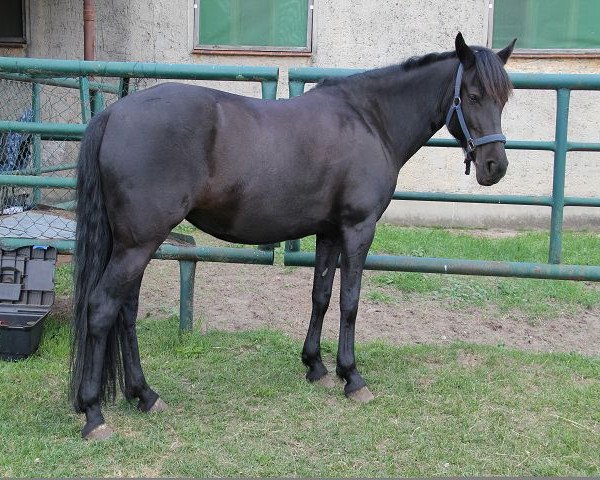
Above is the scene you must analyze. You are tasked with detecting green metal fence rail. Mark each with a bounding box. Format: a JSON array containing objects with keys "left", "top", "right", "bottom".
[
  {"left": 284, "top": 67, "right": 600, "bottom": 279},
  {"left": 0, "top": 72, "right": 121, "bottom": 94},
  {"left": 0, "top": 56, "right": 279, "bottom": 330}
]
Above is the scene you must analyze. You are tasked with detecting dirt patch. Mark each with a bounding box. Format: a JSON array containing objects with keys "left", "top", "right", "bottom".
[
  {"left": 51, "top": 256, "right": 599, "bottom": 357},
  {"left": 457, "top": 351, "right": 484, "bottom": 367},
  {"left": 125, "top": 259, "right": 600, "bottom": 357}
]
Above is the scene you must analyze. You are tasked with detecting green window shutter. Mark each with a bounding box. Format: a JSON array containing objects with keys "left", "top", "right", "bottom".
[
  {"left": 199, "top": 0, "right": 309, "bottom": 49},
  {"left": 492, "top": 0, "right": 600, "bottom": 50}
]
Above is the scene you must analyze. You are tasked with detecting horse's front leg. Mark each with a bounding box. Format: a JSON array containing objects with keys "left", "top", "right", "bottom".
[
  {"left": 302, "top": 233, "right": 341, "bottom": 385},
  {"left": 119, "top": 277, "right": 167, "bottom": 413},
  {"left": 336, "top": 220, "right": 376, "bottom": 402}
]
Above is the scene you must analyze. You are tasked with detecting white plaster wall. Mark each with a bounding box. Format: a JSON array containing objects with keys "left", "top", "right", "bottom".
[{"left": 2, "top": 0, "right": 598, "bottom": 228}]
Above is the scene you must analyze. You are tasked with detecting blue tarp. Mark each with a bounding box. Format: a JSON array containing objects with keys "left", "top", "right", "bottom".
[{"left": 0, "top": 108, "right": 33, "bottom": 172}]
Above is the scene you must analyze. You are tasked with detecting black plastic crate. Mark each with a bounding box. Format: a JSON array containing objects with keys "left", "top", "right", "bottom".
[{"left": 0, "top": 246, "right": 56, "bottom": 361}]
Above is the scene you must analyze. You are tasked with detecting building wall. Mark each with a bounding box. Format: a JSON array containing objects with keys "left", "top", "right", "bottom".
[{"left": 1, "top": 0, "right": 599, "bottom": 229}]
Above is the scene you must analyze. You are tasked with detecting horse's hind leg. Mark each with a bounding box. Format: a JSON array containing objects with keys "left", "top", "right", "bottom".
[
  {"left": 336, "top": 220, "right": 377, "bottom": 402},
  {"left": 119, "top": 277, "right": 166, "bottom": 412},
  {"left": 79, "top": 245, "right": 156, "bottom": 439},
  {"left": 302, "top": 233, "right": 341, "bottom": 385}
]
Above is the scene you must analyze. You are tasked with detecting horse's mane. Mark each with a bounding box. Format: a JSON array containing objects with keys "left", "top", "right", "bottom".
[
  {"left": 316, "top": 47, "right": 512, "bottom": 104},
  {"left": 471, "top": 46, "right": 513, "bottom": 104}
]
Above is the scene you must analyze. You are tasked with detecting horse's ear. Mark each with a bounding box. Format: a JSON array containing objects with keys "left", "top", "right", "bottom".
[
  {"left": 455, "top": 32, "right": 475, "bottom": 68},
  {"left": 497, "top": 38, "right": 517, "bottom": 64}
]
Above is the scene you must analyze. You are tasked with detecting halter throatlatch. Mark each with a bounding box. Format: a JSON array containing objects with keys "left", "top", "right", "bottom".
[{"left": 445, "top": 63, "right": 506, "bottom": 175}]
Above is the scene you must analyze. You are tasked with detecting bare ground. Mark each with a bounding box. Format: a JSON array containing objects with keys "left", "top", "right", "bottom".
[{"left": 130, "top": 259, "right": 600, "bottom": 357}]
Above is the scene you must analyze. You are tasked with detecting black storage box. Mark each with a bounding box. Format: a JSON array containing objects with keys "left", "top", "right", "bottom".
[{"left": 0, "top": 246, "right": 57, "bottom": 361}]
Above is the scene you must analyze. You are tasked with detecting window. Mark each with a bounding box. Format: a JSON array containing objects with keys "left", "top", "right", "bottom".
[
  {"left": 194, "top": 0, "right": 313, "bottom": 54},
  {"left": 0, "top": 0, "right": 26, "bottom": 44},
  {"left": 489, "top": 0, "right": 600, "bottom": 54}
]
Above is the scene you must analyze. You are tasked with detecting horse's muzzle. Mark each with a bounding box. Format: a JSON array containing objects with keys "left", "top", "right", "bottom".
[{"left": 476, "top": 156, "right": 508, "bottom": 186}]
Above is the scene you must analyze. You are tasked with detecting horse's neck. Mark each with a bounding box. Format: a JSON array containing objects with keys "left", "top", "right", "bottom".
[{"left": 360, "top": 58, "right": 457, "bottom": 170}]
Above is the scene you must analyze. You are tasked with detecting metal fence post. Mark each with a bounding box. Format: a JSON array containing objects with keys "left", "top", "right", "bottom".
[
  {"left": 288, "top": 80, "right": 306, "bottom": 98},
  {"left": 261, "top": 80, "right": 277, "bottom": 101},
  {"left": 91, "top": 90, "right": 104, "bottom": 115},
  {"left": 179, "top": 260, "right": 196, "bottom": 331},
  {"left": 548, "top": 88, "right": 570, "bottom": 264},
  {"left": 79, "top": 76, "right": 91, "bottom": 123},
  {"left": 31, "top": 82, "right": 42, "bottom": 206}
]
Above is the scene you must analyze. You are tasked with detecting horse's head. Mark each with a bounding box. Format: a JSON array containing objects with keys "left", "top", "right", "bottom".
[{"left": 446, "top": 33, "right": 516, "bottom": 186}]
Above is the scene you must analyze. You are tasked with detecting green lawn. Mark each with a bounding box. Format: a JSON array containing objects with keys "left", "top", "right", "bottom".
[
  {"left": 1, "top": 317, "right": 599, "bottom": 477},
  {"left": 296, "top": 224, "right": 600, "bottom": 265},
  {"left": 2, "top": 225, "right": 599, "bottom": 476}
]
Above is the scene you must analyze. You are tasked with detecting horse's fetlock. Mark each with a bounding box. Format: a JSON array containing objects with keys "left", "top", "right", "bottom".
[
  {"left": 306, "top": 362, "right": 328, "bottom": 382},
  {"left": 336, "top": 358, "right": 358, "bottom": 380},
  {"left": 137, "top": 389, "right": 159, "bottom": 412},
  {"left": 302, "top": 345, "right": 320, "bottom": 364},
  {"left": 343, "top": 371, "right": 367, "bottom": 395}
]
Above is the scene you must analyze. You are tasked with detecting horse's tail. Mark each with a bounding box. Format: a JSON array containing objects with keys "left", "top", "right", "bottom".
[{"left": 69, "top": 111, "right": 123, "bottom": 412}]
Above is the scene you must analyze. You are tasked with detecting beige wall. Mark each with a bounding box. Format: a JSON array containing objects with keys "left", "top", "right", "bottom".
[{"left": 2, "top": 0, "right": 599, "bottom": 229}]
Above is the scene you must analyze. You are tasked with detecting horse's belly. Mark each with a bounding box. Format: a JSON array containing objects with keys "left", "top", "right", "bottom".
[{"left": 186, "top": 201, "right": 330, "bottom": 245}]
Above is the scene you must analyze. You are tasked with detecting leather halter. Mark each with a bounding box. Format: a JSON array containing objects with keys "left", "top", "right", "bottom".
[{"left": 445, "top": 63, "right": 506, "bottom": 175}]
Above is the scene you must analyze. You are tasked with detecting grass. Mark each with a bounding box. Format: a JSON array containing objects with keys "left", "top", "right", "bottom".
[
  {"left": 6, "top": 225, "right": 597, "bottom": 475},
  {"left": 1, "top": 316, "right": 599, "bottom": 477},
  {"left": 368, "top": 225, "right": 600, "bottom": 265},
  {"left": 300, "top": 224, "right": 600, "bottom": 265},
  {"left": 369, "top": 271, "right": 600, "bottom": 317},
  {"left": 302, "top": 226, "right": 600, "bottom": 318},
  {"left": 55, "top": 262, "right": 73, "bottom": 296},
  {"left": 172, "top": 221, "right": 197, "bottom": 235}
]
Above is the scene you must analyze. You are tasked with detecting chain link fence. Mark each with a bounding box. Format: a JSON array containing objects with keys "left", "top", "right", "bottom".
[{"left": 0, "top": 75, "right": 118, "bottom": 239}]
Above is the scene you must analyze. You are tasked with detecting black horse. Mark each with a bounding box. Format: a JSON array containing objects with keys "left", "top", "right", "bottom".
[{"left": 71, "top": 33, "right": 516, "bottom": 439}]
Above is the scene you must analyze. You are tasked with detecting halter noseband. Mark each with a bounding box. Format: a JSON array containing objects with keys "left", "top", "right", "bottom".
[{"left": 445, "top": 63, "right": 506, "bottom": 175}]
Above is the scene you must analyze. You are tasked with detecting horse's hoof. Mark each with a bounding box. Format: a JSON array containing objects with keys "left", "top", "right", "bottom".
[
  {"left": 316, "top": 373, "right": 336, "bottom": 388},
  {"left": 149, "top": 397, "right": 168, "bottom": 412},
  {"left": 83, "top": 423, "right": 114, "bottom": 441},
  {"left": 346, "top": 386, "right": 375, "bottom": 403}
]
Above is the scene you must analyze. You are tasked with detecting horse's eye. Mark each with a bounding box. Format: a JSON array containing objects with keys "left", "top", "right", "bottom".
[{"left": 468, "top": 94, "right": 479, "bottom": 104}]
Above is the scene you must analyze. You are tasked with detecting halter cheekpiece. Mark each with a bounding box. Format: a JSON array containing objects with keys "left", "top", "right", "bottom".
[{"left": 445, "top": 63, "right": 506, "bottom": 175}]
